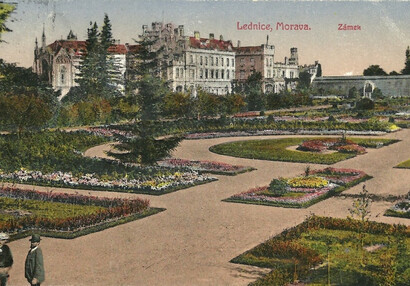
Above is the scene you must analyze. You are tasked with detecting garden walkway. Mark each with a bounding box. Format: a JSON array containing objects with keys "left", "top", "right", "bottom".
[{"left": 7, "top": 129, "right": 410, "bottom": 286}]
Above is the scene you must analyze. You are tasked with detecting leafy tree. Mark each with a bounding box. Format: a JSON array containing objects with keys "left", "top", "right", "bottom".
[
  {"left": 363, "top": 65, "right": 387, "bottom": 76},
  {"left": 0, "top": 2, "right": 15, "bottom": 42},
  {"left": 223, "top": 93, "right": 246, "bottom": 114},
  {"left": 0, "top": 60, "right": 58, "bottom": 135},
  {"left": 245, "top": 72, "right": 265, "bottom": 111},
  {"left": 356, "top": 97, "right": 375, "bottom": 110},
  {"left": 371, "top": 88, "right": 383, "bottom": 100},
  {"left": 298, "top": 71, "right": 311, "bottom": 89},
  {"left": 389, "top": 70, "right": 399, "bottom": 75},
  {"left": 163, "top": 91, "right": 191, "bottom": 118},
  {"left": 401, "top": 46, "right": 410, "bottom": 75}
]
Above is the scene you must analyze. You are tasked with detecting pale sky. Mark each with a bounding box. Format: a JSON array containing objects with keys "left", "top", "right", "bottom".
[{"left": 1, "top": 0, "right": 409, "bottom": 76}]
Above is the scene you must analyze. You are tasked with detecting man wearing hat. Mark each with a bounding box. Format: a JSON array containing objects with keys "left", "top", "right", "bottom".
[
  {"left": 25, "top": 234, "right": 45, "bottom": 286},
  {"left": 0, "top": 233, "right": 13, "bottom": 286}
]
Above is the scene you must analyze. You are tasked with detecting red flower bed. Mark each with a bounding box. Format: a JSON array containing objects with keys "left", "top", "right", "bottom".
[
  {"left": 0, "top": 187, "right": 150, "bottom": 233},
  {"left": 297, "top": 138, "right": 366, "bottom": 154}
]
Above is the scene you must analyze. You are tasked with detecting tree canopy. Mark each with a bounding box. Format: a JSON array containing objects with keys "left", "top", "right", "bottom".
[
  {"left": 401, "top": 46, "right": 410, "bottom": 75},
  {"left": 0, "top": 2, "right": 15, "bottom": 42},
  {"left": 363, "top": 65, "right": 387, "bottom": 76}
]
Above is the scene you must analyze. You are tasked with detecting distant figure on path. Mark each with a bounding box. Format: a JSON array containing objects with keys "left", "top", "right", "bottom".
[
  {"left": 25, "top": 234, "right": 45, "bottom": 286},
  {"left": 0, "top": 233, "right": 13, "bottom": 286}
]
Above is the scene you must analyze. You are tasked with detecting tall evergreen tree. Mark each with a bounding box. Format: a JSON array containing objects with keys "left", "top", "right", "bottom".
[
  {"left": 108, "top": 27, "right": 182, "bottom": 165},
  {"left": 76, "top": 22, "right": 101, "bottom": 98},
  {"left": 76, "top": 15, "right": 122, "bottom": 99},
  {"left": 401, "top": 46, "right": 410, "bottom": 75}
]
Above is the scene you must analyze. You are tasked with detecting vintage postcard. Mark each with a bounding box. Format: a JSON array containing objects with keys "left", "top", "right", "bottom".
[{"left": 0, "top": 0, "right": 409, "bottom": 285}]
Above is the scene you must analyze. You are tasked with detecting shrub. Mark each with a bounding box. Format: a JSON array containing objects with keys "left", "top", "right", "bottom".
[{"left": 268, "top": 178, "right": 289, "bottom": 196}]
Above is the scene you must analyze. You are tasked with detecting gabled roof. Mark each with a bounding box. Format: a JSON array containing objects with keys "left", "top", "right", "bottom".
[
  {"left": 189, "top": 37, "right": 233, "bottom": 52},
  {"left": 46, "top": 40, "right": 129, "bottom": 56}
]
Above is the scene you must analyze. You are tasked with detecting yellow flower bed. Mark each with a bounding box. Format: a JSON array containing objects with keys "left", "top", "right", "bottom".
[{"left": 287, "top": 176, "right": 329, "bottom": 188}]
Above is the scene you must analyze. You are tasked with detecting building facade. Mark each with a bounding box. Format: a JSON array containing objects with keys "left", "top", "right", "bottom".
[
  {"left": 33, "top": 30, "right": 127, "bottom": 99},
  {"left": 234, "top": 40, "right": 300, "bottom": 93}
]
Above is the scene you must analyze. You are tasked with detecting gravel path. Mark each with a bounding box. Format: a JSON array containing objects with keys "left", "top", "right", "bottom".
[{"left": 7, "top": 129, "right": 410, "bottom": 286}]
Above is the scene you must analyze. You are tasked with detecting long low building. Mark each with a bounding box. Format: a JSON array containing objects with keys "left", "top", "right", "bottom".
[{"left": 312, "top": 75, "right": 410, "bottom": 98}]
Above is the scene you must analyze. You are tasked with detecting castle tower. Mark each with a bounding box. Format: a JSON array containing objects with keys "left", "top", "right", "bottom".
[{"left": 289, "top": 47, "right": 298, "bottom": 65}]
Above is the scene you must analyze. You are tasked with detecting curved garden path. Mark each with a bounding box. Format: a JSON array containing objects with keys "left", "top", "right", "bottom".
[{"left": 7, "top": 129, "right": 410, "bottom": 286}]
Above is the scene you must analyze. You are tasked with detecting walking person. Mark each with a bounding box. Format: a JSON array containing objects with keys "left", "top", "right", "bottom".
[
  {"left": 0, "top": 233, "right": 13, "bottom": 286},
  {"left": 25, "top": 234, "right": 45, "bottom": 286}
]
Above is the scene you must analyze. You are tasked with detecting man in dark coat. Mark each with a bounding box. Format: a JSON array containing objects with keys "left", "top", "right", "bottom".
[
  {"left": 25, "top": 234, "right": 45, "bottom": 286},
  {"left": 0, "top": 233, "right": 13, "bottom": 286}
]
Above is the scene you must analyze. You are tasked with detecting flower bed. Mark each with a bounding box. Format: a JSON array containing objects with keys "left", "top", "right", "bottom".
[
  {"left": 0, "top": 168, "right": 217, "bottom": 196},
  {"left": 384, "top": 192, "right": 410, "bottom": 219},
  {"left": 231, "top": 216, "right": 409, "bottom": 286},
  {"left": 0, "top": 187, "right": 163, "bottom": 240},
  {"left": 157, "top": 158, "right": 255, "bottom": 175},
  {"left": 297, "top": 138, "right": 366, "bottom": 154},
  {"left": 224, "top": 168, "right": 370, "bottom": 208}
]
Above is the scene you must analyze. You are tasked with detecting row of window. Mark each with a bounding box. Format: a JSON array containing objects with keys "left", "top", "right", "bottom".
[
  {"left": 190, "top": 54, "right": 235, "bottom": 67},
  {"left": 238, "top": 57, "right": 274, "bottom": 67},
  {"left": 176, "top": 68, "right": 234, "bottom": 80},
  {"left": 238, "top": 70, "right": 296, "bottom": 80}
]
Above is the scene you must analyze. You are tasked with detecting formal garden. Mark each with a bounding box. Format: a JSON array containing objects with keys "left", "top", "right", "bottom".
[
  {"left": 209, "top": 137, "right": 398, "bottom": 164},
  {"left": 224, "top": 167, "right": 371, "bottom": 208},
  {"left": 0, "top": 186, "right": 163, "bottom": 240},
  {"left": 231, "top": 215, "right": 409, "bottom": 286},
  {"left": 0, "top": 130, "right": 257, "bottom": 195}
]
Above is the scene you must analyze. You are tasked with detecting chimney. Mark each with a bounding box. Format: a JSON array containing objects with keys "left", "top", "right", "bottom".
[
  {"left": 266, "top": 35, "right": 269, "bottom": 46},
  {"left": 209, "top": 33, "right": 214, "bottom": 40},
  {"left": 142, "top": 25, "right": 148, "bottom": 34},
  {"left": 219, "top": 35, "right": 223, "bottom": 41},
  {"left": 237, "top": 40, "right": 241, "bottom": 48},
  {"left": 194, "top": 31, "right": 200, "bottom": 40}
]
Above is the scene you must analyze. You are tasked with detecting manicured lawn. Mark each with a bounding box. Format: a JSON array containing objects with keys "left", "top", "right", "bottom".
[
  {"left": 210, "top": 137, "right": 398, "bottom": 164},
  {"left": 232, "top": 216, "right": 409, "bottom": 286},
  {"left": 395, "top": 159, "right": 410, "bottom": 169},
  {"left": 0, "top": 187, "right": 163, "bottom": 240}
]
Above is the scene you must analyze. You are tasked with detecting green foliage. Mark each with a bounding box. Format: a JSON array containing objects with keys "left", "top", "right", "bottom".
[
  {"left": 268, "top": 178, "right": 289, "bottom": 196},
  {"left": 76, "top": 15, "right": 121, "bottom": 99},
  {"left": 109, "top": 121, "right": 183, "bottom": 165},
  {"left": 0, "top": 2, "right": 15, "bottom": 41},
  {"left": 245, "top": 72, "right": 265, "bottom": 111},
  {"left": 298, "top": 71, "right": 311, "bottom": 89},
  {"left": 0, "top": 60, "right": 58, "bottom": 134},
  {"left": 401, "top": 46, "right": 410, "bottom": 75},
  {"left": 163, "top": 92, "right": 192, "bottom": 118},
  {"left": 363, "top": 65, "right": 387, "bottom": 76},
  {"left": 356, "top": 98, "right": 375, "bottom": 110},
  {"left": 232, "top": 216, "right": 410, "bottom": 285},
  {"left": 0, "top": 130, "right": 107, "bottom": 173}
]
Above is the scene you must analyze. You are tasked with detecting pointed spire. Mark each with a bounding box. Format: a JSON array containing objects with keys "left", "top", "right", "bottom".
[{"left": 42, "top": 23, "right": 46, "bottom": 49}]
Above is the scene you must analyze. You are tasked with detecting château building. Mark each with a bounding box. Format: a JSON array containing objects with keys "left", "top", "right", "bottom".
[
  {"left": 234, "top": 39, "right": 301, "bottom": 93},
  {"left": 33, "top": 29, "right": 127, "bottom": 99}
]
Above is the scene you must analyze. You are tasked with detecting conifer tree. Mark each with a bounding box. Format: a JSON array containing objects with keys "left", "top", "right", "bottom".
[
  {"left": 108, "top": 27, "right": 182, "bottom": 165},
  {"left": 401, "top": 46, "right": 410, "bottom": 75}
]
